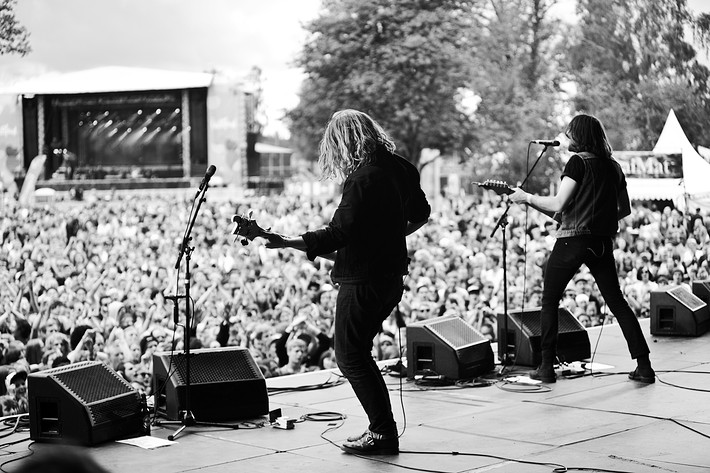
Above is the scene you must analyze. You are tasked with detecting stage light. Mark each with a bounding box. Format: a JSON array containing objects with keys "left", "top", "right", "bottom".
[{"left": 141, "top": 127, "right": 161, "bottom": 143}]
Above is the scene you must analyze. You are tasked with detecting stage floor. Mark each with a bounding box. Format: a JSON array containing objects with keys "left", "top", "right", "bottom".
[{"left": 2, "top": 319, "right": 709, "bottom": 473}]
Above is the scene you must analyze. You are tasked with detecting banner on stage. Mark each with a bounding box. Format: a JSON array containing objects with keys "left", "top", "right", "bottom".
[{"left": 615, "top": 151, "right": 682, "bottom": 179}]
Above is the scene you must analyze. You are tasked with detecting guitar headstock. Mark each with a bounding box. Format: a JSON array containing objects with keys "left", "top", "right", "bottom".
[
  {"left": 476, "top": 179, "right": 514, "bottom": 196},
  {"left": 231, "top": 211, "right": 269, "bottom": 245}
]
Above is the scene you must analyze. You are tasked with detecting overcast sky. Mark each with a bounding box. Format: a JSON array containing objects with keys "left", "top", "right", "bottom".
[
  {"left": 1, "top": 0, "right": 708, "bottom": 137},
  {"left": 0, "top": 0, "right": 322, "bottom": 136}
]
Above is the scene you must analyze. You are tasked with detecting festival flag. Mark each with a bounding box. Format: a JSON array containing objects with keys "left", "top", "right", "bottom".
[{"left": 18, "top": 154, "right": 47, "bottom": 206}]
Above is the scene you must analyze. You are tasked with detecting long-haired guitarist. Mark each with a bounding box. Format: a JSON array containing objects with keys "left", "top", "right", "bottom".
[
  {"left": 508, "top": 113, "right": 654, "bottom": 384},
  {"left": 262, "top": 109, "right": 430, "bottom": 455}
]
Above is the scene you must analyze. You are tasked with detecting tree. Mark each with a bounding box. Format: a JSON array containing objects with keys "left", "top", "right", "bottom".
[
  {"left": 465, "top": 0, "right": 567, "bottom": 192},
  {"left": 567, "top": 0, "right": 710, "bottom": 150},
  {"left": 0, "top": 0, "right": 31, "bottom": 56},
  {"left": 287, "top": 0, "right": 478, "bottom": 168}
]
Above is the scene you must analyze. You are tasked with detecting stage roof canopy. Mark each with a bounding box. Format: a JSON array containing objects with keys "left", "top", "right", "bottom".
[
  {"left": 255, "top": 143, "right": 293, "bottom": 154},
  {"left": 0, "top": 66, "right": 214, "bottom": 95}
]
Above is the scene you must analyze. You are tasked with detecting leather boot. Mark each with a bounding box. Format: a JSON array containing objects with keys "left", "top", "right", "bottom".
[
  {"left": 529, "top": 350, "right": 556, "bottom": 383},
  {"left": 628, "top": 354, "right": 655, "bottom": 383},
  {"left": 342, "top": 430, "right": 399, "bottom": 455}
]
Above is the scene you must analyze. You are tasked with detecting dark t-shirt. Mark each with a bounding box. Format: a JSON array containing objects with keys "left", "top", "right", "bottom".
[{"left": 561, "top": 154, "right": 585, "bottom": 183}]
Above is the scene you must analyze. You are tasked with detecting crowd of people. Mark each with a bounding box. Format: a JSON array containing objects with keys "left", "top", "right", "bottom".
[{"left": 0, "top": 186, "right": 707, "bottom": 415}]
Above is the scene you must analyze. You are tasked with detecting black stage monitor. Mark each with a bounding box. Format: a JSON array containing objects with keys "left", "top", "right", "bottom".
[
  {"left": 153, "top": 346, "right": 269, "bottom": 421},
  {"left": 498, "top": 307, "right": 591, "bottom": 367},
  {"left": 650, "top": 286, "right": 710, "bottom": 336},
  {"left": 692, "top": 280, "right": 710, "bottom": 307},
  {"left": 407, "top": 315, "right": 494, "bottom": 380},
  {"left": 29, "top": 361, "right": 143, "bottom": 446}
]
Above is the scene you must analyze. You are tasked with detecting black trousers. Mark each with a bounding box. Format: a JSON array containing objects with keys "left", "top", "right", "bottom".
[
  {"left": 334, "top": 275, "right": 403, "bottom": 437},
  {"left": 540, "top": 236, "right": 650, "bottom": 360}
]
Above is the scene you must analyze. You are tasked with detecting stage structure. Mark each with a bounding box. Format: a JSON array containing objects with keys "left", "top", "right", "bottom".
[{"left": 0, "top": 67, "right": 290, "bottom": 192}]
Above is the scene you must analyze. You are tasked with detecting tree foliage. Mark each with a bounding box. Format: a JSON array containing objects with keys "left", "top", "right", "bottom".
[
  {"left": 567, "top": 0, "right": 710, "bottom": 150},
  {"left": 0, "top": 0, "right": 31, "bottom": 56},
  {"left": 287, "top": 0, "right": 478, "bottom": 167},
  {"left": 466, "top": 0, "right": 566, "bottom": 192},
  {"left": 286, "top": 0, "right": 710, "bottom": 193}
]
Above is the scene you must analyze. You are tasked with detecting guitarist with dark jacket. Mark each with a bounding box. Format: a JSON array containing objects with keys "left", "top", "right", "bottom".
[{"left": 262, "top": 109, "right": 430, "bottom": 455}]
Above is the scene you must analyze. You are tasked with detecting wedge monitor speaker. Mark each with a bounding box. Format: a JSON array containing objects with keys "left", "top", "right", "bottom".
[
  {"left": 152, "top": 346, "right": 268, "bottom": 421},
  {"left": 406, "top": 315, "right": 495, "bottom": 380},
  {"left": 497, "top": 307, "right": 591, "bottom": 366},
  {"left": 650, "top": 286, "right": 710, "bottom": 336},
  {"left": 692, "top": 280, "right": 710, "bottom": 307},
  {"left": 28, "top": 361, "right": 143, "bottom": 445}
]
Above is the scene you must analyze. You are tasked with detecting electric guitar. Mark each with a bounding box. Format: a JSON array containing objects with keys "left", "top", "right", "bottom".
[
  {"left": 231, "top": 211, "right": 337, "bottom": 261},
  {"left": 474, "top": 179, "right": 514, "bottom": 196},
  {"left": 231, "top": 211, "right": 272, "bottom": 246}
]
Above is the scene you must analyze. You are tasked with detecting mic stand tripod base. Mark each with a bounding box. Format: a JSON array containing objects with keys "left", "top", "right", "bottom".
[{"left": 156, "top": 410, "right": 242, "bottom": 441}]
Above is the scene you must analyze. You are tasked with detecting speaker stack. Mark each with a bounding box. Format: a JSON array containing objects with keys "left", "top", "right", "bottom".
[
  {"left": 406, "top": 314, "right": 495, "bottom": 380},
  {"left": 152, "top": 346, "right": 269, "bottom": 421},
  {"left": 650, "top": 285, "right": 710, "bottom": 336},
  {"left": 497, "top": 307, "right": 591, "bottom": 367},
  {"left": 28, "top": 361, "right": 143, "bottom": 445}
]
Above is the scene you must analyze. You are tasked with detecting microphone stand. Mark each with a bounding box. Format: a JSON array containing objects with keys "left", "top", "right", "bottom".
[
  {"left": 489, "top": 143, "right": 553, "bottom": 368},
  {"left": 156, "top": 181, "right": 239, "bottom": 440}
]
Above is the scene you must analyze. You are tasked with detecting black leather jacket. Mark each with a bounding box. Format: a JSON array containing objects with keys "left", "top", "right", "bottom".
[{"left": 302, "top": 147, "right": 430, "bottom": 284}]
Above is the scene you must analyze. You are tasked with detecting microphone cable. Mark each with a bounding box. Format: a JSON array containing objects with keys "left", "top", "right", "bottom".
[{"left": 499, "top": 141, "right": 534, "bottom": 379}]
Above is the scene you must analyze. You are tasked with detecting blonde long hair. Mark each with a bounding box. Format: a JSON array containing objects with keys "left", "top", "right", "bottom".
[{"left": 318, "top": 109, "right": 396, "bottom": 181}]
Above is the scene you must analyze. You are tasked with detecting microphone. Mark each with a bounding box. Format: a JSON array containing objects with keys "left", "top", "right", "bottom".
[
  {"left": 531, "top": 140, "right": 560, "bottom": 147},
  {"left": 198, "top": 165, "right": 217, "bottom": 192}
]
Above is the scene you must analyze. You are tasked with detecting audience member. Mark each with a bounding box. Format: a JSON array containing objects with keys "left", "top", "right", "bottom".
[{"left": 0, "top": 188, "right": 707, "bottom": 415}]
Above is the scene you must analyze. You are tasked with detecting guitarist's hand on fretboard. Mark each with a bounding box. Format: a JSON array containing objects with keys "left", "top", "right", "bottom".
[
  {"left": 507, "top": 187, "right": 530, "bottom": 205},
  {"left": 231, "top": 213, "right": 272, "bottom": 245},
  {"left": 231, "top": 212, "right": 336, "bottom": 261}
]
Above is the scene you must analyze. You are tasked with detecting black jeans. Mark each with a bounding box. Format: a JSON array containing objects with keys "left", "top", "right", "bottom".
[
  {"left": 334, "top": 275, "right": 403, "bottom": 437},
  {"left": 541, "top": 236, "right": 650, "bottom": 360}
]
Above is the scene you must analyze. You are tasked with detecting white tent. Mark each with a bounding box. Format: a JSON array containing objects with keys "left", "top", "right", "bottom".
[{"left": 652, "top": 109, "right": 710, "bottom": 211}]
